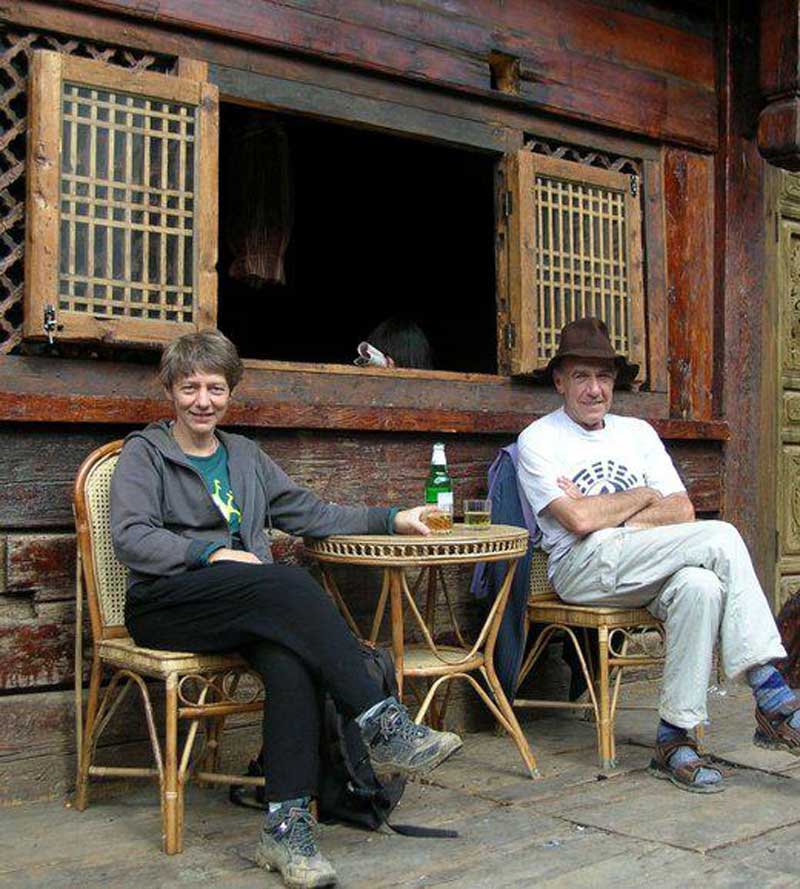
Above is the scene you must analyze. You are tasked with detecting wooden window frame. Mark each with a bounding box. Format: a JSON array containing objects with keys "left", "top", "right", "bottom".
[
  {"left": 24, "top": 50, "right": 218, "bottom": 346},
  {"left": 505, "top": 150, "right": 646, "bottom": 382}
]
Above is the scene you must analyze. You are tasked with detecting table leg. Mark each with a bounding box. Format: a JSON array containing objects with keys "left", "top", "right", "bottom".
[
  {"left": 319, "top": 566, "right": 362, "bottom": 638},
  {"left": 483, "top": 561, "right": 539, "bottom": 778},
  {"left": 388, "top": 568, "right": 405, "bottom": 700},
  {"left": 369, "top": 570, "right": 391, "bottom": 643}
]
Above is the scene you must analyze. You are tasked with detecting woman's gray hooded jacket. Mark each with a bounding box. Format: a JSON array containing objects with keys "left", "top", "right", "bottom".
[{"left": 110, "top": 420, "right": 393, "bottom": 590}]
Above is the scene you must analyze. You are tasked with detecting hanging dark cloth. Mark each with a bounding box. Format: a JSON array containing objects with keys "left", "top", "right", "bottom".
[
  {"left": 470, "top": 443, "right": 594, "bottom": 701},
  {"left": 224, "top": 113, "right": 293, "bottom": 287}
]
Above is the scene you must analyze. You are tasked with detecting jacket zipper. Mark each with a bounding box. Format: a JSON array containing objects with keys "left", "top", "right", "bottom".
[{"left": 163, "top": 449, "right": 234, "bottom": 549}]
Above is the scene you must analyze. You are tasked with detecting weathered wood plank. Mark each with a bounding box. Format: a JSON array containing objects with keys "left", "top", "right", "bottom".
[
  {"left": 419, "top": 0, "right": 715, "bottom": 85},
  {"left": 759, "top": 0, "right": 799, "bottom": 100},
  {"left": 668, "top": 440, "right": 723, "bottom": 515},
  {"left": 0, "top": 418, "right": 726, "bottom": 534},
  {"left": 717, "top": 1, "right": 777, "bottom": 588},
  {"left": 665, "top": 148, "right": 715, "bottom": 420},
  {"left": 65, "top": 0, "right": 491, "bottom": 93},
  {"left": 0, "top": 0, "right": 660, "bottom": 165},
  {"left": 211, "top": 64, "right": 510, "bottom": 154},
  {"left": 0, "top": 601, "right": 78, "bottom": 689},
  {"left": 6, "top": 534, "right": 76, "bottom": 601},
  {"left": 0, "top": 355, "right": 730, "bottom": 437},
  {"left": 0, "top": 425, "right": 131, "bottom": 527},
  {"left": 517, "top": 46, "right": 715, "bottom": 150},
  {"left": 642, "top": 156, "right": 669, "bottom": 395},
  {"left": 29, "top": 0, "right": 716, "bottom": 148}
]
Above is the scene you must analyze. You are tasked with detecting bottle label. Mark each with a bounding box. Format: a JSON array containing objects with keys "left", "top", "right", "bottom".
[{"left": 437, "top": 491, "right": 453, "bottom": 510}]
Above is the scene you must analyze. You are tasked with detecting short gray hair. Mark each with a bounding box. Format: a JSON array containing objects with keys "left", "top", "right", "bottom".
[{"left": 159, "top": 330, "right": 244, "bottom": 391}]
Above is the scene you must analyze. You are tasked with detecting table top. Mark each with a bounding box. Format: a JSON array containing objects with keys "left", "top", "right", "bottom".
[{"left": 305, "top": 523, "right": 529, "bottom": 567}]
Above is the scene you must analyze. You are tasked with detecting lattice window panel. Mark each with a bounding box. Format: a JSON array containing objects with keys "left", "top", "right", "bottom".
[
  {"left": 59, "top": 83, "right": 196, "bottom": 323},
  {"left": 0, "top": 27, "right": 174, "bottom": 353},
  {"left": 534, "top": 169, "right": 633, "bottom": 360},
  {"left": 25, "top": 50, "right": 218, "bottom": 346},
  {"left": 506, "top": 149, "right": 645, "bottom": 380}
]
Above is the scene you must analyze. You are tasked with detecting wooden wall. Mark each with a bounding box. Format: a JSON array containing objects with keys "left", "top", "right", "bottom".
[{"left": 0, "top": 0, "right": 773, "bottom": 803}]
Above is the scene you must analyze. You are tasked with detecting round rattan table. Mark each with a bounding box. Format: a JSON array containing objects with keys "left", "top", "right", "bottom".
[{"left": 306, "top": 524, "right": 538, "bottom": 778}]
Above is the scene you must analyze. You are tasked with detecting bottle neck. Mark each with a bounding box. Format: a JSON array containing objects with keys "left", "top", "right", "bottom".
[{"left": 431, "top": 445, "right": 447, "bottom": 466}]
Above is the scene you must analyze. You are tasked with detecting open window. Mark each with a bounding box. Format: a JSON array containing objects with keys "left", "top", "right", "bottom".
[
  {"left": 216, "top": 108, "right": 498, "bottom": 374},
  {"left": 22, "top": 50, "right": 649, "bottom": 384},
  {"left": 503, "top": 150, "right": 645, "bottom": 381},
  {"left": 23, "top": 50, "right": 218, "bottom": 345}
]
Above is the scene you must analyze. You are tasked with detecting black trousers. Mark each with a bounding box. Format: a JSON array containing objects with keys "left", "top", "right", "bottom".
[{"left": 126, "top": 562, "right": 383, "bottom": 801}]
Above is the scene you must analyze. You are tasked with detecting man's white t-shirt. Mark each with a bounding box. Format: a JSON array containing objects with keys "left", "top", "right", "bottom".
[{"left": 517, "top": 407, "right": 686, "bottom": 573}]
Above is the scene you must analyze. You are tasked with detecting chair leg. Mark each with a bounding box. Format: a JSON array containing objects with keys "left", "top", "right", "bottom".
[
  {"left": 597, "top": 626, "right": 614, "bottom": 770},
  {"left": 75, "top": 654, "right": 103, "bottom": 811},
  {"left": 163, "top": 674, "right": 182, "bottom": 854},
  {"left": 199, "top": 715, "right": 225, "bottom": 778}
]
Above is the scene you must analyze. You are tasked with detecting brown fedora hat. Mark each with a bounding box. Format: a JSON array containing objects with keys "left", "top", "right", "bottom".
[{"left": 535, "top": 317, "right": 639, "bottom": 386}]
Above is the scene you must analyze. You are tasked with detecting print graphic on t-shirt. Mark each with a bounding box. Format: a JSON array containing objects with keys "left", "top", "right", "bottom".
[
  {"left": 211, "top": 478, "right": 242, "bottom": 525},
  {"left": 572, "top": 459, "right": 642, "bottom": 496}
]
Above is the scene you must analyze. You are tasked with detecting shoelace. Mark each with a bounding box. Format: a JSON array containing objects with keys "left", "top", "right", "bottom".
[
  {"left": 379, "top": 704, "right": 429, "bottom": 742},
  {"left": 275, "top": 807, "right": 318, "bottom": 858}
]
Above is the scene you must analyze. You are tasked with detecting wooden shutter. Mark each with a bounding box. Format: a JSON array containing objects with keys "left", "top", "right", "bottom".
[
  {"left": 506, "top": 150, "right": 645, "bottom": 380},
  {"left": 24, "top": 50, "right": 218, "bottom": 346}
]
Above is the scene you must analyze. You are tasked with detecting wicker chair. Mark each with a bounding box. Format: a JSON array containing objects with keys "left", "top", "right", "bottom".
[
  {"left": 514, "top": 549, "right": 666, "bottom": 769},
  {"left": 73, "top": 440, "right": 265, "bottom": 854}
]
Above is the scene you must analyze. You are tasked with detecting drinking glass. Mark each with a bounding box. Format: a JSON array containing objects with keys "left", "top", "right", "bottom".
[
  {"left": 463, "top": 498, "right": 492, "bottom": 529},
  {"left": 422, "top": 504, "right": 454, "bottom": 534}
]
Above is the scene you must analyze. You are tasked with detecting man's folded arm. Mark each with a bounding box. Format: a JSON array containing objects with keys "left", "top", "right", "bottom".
[
  {"left": 624, "top": 492, "right": 695, "bottom": 529},
  {"left": 546, "top": 486, "right": 662, "bottom": 537}
]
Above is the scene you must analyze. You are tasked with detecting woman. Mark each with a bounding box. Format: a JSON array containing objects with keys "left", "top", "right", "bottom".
[{"left": 110, "top": 330, "right": 461, "bottom": 889}]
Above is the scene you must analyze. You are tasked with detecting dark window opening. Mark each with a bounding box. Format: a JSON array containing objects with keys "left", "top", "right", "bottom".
[{"left": 218, "top": 105, "right": 497, "bottom": 374}]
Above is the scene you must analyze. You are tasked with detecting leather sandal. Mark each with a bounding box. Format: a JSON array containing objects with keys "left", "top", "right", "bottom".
[
  {"left": 754, "top": 703, "right": 800, "bottom": 755},
  {"left": 647, "top": 736, "right": 724, "bottom": 794}
]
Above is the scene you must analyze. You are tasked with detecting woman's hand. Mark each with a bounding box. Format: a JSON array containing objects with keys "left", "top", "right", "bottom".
[
  {"left": 208, "top": 548, "right": 263, "bottom": 564},
  {"left": 393, "top": 505, "right": 437, "bottom": 536}
]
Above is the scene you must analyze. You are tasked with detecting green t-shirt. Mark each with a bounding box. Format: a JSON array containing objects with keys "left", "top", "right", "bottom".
[{"left": 187, "top": 443, "right": 242, "bottom": 535}]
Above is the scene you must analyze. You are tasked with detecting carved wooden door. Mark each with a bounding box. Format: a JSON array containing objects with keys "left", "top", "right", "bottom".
[{"left": 776, "top": 202, "right": 800, "bottom": 609}]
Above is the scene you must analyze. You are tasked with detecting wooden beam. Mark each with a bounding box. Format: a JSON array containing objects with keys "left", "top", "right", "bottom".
[
  {"left": 758, "top": 0, "right": 800, "bottom": 169},
  {"left": 719, "top": 0, "right": 777, "bottom": 587},
  {"left": 210, "top": 64, "right": 509, "bottom": 153},
  {"left": 0, "top": 355, "right": 727, "bottom": 438},
  {"left": 6, "top": 0, "right": 717, "bottom": 150},
  {"left": 664, "top": 148, "right": 716, "bottom": 420}
]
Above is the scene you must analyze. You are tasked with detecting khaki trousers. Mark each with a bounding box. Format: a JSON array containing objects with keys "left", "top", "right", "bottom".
[{"left": 551, "top": 520, "right": 786, "bottom": 729}]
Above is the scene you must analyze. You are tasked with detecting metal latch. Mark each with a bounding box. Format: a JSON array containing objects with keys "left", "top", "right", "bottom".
[
  {"left": 44, "top": 304, "right": 62, "bottom": 345},
  {"left": 630, "top": 175, "right": 639, "bottom": 198}
]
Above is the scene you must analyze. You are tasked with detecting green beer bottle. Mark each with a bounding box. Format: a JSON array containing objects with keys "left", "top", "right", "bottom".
[{"left": 425, "top": 443, "right": 453, "bottom": 530}]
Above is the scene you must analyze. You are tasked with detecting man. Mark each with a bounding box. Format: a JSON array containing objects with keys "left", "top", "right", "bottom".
[{"left": 517, "top": 317, "right": 797, "bottom": 793}]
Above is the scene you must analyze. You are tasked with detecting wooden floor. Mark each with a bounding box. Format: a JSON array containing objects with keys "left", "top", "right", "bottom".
[{"left": 4, "top": 680, "right": 800, "bottom": 888}]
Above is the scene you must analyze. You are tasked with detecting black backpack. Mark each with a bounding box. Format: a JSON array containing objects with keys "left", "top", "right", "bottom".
[{"left": 230, "top": 640, "right": 456, "bottom": 838}]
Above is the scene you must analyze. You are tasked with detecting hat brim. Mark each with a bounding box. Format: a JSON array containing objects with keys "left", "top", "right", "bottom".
[{"left": 532, "top": 352, "right": 639, "bottom": 388}]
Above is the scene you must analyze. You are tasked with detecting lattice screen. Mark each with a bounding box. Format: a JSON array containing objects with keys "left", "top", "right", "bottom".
[
  {"left": 60, "top": 83, "right": 195, "bottom": 322},
  {"left": 505, "top": 145, "right": 645, "bottom": 378},
  {"left": 533, "top": 171, "right": 632, "bottom": 361},
  {"left": 526, "top": 136, "right": 641, "bottom": 177},
  {"left": 0, "top": 27, "right": 173, "bottom": 352}
]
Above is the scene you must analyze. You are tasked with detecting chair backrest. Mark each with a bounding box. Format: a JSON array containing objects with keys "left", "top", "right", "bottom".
[
  {"left": 529, "top": 548, "right": 558, "bottom": 601},
  {"left": 74, "top": 440, "right": 128, "bottom": 640}
]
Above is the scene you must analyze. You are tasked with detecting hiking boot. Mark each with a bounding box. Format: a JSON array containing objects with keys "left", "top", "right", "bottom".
[
  {"left": 359, "top": 697, "right": 462, "bottom": 779},
  {"left": 254, "top": 805, "right": 336, "bottom": 889}
]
